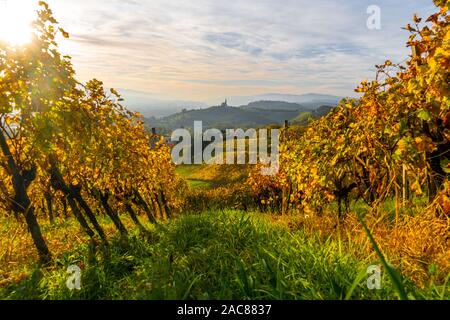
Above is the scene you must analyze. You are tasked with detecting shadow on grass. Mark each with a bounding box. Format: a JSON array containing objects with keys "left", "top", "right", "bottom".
[{"left": 0, "top": 210, "right": 446, "bottom": 300}]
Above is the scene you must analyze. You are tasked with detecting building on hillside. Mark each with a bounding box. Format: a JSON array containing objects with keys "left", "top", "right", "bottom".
[{"left": 220, "top": 99, "right": 228, "bottom": 108}]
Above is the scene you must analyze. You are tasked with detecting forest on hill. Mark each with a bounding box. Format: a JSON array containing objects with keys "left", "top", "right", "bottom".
[{"left": 146, "top": 100, "right": 333, "bottom": 132}]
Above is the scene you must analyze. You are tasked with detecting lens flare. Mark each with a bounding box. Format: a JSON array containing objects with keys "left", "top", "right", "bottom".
[{"left": 0, "top": 0, "right": 37, "bottom": 45}]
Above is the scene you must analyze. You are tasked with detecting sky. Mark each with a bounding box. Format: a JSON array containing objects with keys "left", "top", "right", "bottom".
[{"left": 2, "top": 0, "right": 438, "bottom": 104}]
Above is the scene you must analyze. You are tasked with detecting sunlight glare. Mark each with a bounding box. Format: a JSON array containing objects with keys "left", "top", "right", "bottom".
[{"left": 0, "top": 0, "right": 37, "bottom": 45}]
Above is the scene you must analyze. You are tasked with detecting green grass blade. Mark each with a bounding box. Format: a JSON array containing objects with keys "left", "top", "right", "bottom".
[{"left": 357, "top": 213, "right": 408, "bottom": 300}]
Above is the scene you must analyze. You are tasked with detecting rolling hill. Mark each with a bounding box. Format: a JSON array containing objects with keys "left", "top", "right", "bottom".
[
  {"left": 225, "top": 93, "right": 342, "bottom": 106},
  {"left": 118, "top": 90, "right": 343, "bottom": 120},
  {"left": 146, "top": 100, "right": 335, "bottom": 131}
]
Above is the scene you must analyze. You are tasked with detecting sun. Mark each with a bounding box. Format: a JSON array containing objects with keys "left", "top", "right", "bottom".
[{"left": 0, "top": 0, "right": 37, "bottom": 45}]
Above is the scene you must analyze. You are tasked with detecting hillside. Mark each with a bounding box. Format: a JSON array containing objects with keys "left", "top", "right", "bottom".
[
  {"left": 146, "top": 100, "right": 334, "bottom": 130},
  {"left": 119, "top": 92, "right": 343, "bottom": 119},
  {"left": 225, "top": 93, "right": 343, "bottom": 106},
  {"left": 241, "top": 100, "right": 310, "bottom": 111},
  {"left": 2, "top": 210, "right": 446, "bottom": 300}
]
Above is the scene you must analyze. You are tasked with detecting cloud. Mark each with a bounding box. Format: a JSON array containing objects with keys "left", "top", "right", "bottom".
[
  {"left": 41, "top": 0, "right": 436, "bottom": 104},
  {"left": 204, "top": 32, "right": 264, "bottom": 56}
]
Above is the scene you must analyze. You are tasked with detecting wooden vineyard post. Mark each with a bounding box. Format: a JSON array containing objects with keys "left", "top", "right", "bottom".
[
  {"left": 402, "top": 164, "right": 407, "bottom": 207},
  {"left": 395, "top": 186, "right": 399, "bottom": 226},
  {"left": 281, "top": 120, "right": 290, "bottom": 215},
  {"left": 150, "top": 127, "right": 158, "bottom": 148}
]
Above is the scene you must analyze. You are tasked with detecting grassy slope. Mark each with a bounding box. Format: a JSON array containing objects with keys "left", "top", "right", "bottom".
[
  {"left": 1, "top": 165, "right": 448, "bottom": 299},
  {"left": 176, "top": 164, "right": 250, "bottom": 190},
  {"left": 0, "top": 210, "right": 447, "bottom": 300}
]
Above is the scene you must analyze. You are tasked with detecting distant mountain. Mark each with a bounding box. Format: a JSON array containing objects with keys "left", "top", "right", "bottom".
[
  {"left": 146, "top": 100, "right": 335, "bottom": 132},
  {"left": 240, "top": 100, "right": 308, "bottom": 111},
  {"left": 114, "top": 89, "right": 343, "bottom": 118},
  {"left": 117, "top": 89, "right": 208, "bottom": 118},
  {"left": 225, "top": 93, "right": 343, "bottom": 107}
]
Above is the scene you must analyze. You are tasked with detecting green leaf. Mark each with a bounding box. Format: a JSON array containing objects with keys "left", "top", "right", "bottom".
[
  {"left": 441, "top": 159, "right": 450, "bottom": 174},
  {"left": 417, "top": 109, "right": 431, "bottom": 121}
]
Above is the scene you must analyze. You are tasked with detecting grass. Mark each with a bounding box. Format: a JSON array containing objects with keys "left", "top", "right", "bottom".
[
  {"left": 0, "top": 210, "right": 447, "bottom": 300},
  {"left": 176, "top": 165, "right": 215, "bottom": 189},
  {"left": 176, "top": 164, "right": 251, "bottom": 189},
  {"left": 357, "top": 213, "right": 407, "bottom": 300},
  {"left": 186, "top": 179, "right": 213, "bottom": 189},
  {"left": 0, "top": 214, "right": 139, "bottom": 287}
]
